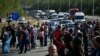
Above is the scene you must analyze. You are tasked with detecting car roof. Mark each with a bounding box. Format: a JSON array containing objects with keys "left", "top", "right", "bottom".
[
  {"left": 18, "top": 20, "right": 28, "bottom": 24},
  {"left": 61, "top": 20, "right": 74, "bottom": 22},
  {"left": 75, "top": 12, "right": 85, "bottom": 16}
]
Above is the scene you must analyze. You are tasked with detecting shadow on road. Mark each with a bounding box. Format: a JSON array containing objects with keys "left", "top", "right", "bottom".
[{"left": 0, "top": 47, "right": 19, "bottom": 56}]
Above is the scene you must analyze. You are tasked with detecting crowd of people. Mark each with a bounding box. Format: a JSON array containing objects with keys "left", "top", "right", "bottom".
[
  {"left": 51, "top": 19, "right": 100, "bottom": 56},
  {"left": 0, "top": 19, "right": 100, "bottom": 56}
]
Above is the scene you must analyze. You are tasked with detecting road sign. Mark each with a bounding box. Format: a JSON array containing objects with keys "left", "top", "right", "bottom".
[{"left": 11, "top": 12, "right": 20, "bottom": 20}]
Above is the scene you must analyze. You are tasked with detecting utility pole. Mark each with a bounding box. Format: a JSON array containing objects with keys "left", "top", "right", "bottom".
[
  {"left": 93, "top": 0, "right": 94, "bottom": 19},
  {"left": 38, "top": 0, "right": 40, "bottom": 10},
  {"left": 23, "top": 0, "right": 25, "bottom": 9},
  {"left": 48, "top": 0, "right": 49, "bottom": 10},
  {"left": 81, "top": 0, "right": 82, "bottom": 12},
  {"left": 69, "top": 0, "right": 70, "bottom": 12},
  {"left": 59, "top": 0, "right": 61, "bottom": 12}
]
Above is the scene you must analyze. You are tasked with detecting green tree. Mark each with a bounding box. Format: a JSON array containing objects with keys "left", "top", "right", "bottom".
[{"left": 0, "top": 0, "right": 26, "bottom": 18}]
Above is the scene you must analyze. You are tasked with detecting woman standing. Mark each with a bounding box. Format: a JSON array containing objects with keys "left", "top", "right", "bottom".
[
  {"left": 38, "top": 29, "right": 44, "bottom": 47},
  {"left": 2, "top": 28, "right": 12, "bottom": 54},
  {"left": 1, "top": 25, "right": 6, "bottom": 52}
]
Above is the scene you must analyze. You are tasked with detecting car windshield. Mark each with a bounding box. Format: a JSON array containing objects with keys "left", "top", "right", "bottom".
[
  {"left": 60, "top": 20, "right": 72, "bottom": 24},
  {"left": 75, "top": 16, "right": 84, "bottom": 20},
  {"left": 51, "top": 19, "right": 58, "bottom": 22},
  {"left": 52, "top": 15, "right": 57, "bottom": 18},
  {"left": 52, "top": 15, "right": 57, "bottom": 17},
  {"left": 42, "top": 16, "right": 48, "bottom": 19},
  {"left": 51, "top": 21, "right": 59, "bottom": 25},
  {"left": 58, "top": 16, "right": 64, "bottom": 18},
  {"left": 76, "top": 21, "right": 83, "bottom": 24},
  {"left": 68, "top": 24, "right": 74, "bottom": 28}
]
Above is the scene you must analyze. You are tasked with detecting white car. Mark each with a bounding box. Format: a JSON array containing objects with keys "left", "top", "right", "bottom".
[
  {"left": 60, "top": 20, "right": 74, "bottom": 27},
  {"left": 50, "top": 19, "right": 59, "bottom": 22},
  {"left": 75, "top": 20, "right": 84, "bottom": 24},
  {"left": 18, "top": 20, "right": 28, "bottom": 26},
  {"left": 42, "top": 19, "right": 50, "bottom": 23}
]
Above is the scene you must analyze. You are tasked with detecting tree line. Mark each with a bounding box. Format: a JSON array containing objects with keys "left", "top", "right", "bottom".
[
  {"left": 0, "top": 0, "right": 26, "bottom": 18},
  {"left": 25, "top": 0, "right": 100, "bottom": 15},
  {"left": 0, "top": 0, "right": 100, "bottom": 18}
]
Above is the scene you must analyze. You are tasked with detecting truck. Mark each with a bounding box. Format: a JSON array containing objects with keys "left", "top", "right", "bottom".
[{"left": 69, "top": 8, "right": 79, "bottom": 21}]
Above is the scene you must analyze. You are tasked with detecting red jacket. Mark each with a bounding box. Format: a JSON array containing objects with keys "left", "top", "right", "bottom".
[{"left": 53, "top": 29, "right": 64, "bottom": 50}]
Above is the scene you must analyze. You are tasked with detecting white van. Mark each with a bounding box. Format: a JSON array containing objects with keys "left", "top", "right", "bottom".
[
  {"left": 58, "top": 13, "right": 64, "bottom": 20},
  {"left": 75, "top": 12, "right": 85, "bottom": 23},
  {"left": 51, "top": 13, "right": 58, "bottom": 19},
  {"left": 46, "top": 10, "right": 55, "bottom": 15},
  {"left": 45, "top": 10, "right": 56, "bottom": 19}
]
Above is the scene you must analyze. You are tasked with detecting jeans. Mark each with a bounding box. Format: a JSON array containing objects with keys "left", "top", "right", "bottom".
[{"left": 19, "top": 39, "right": 28, "bottom": 53}]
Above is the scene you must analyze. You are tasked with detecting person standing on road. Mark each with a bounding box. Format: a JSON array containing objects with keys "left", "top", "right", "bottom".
[
  {"left": 16, "top": 26, "right": 22, "bottom": 49},
  {"left": 30, "top": 27, "right": 36, "bottom": 49},
  {"left": 1, "top": 25, "right": 6, "bottom": 50},
  {"left": 53, "top": 25, "right": 65, "bottom": 56},
  {"left": 81, "top": 22, "right": 88, "bottom": 56},
  {"left": 44, "top": 25, "right": 48, "bottom": 46},
  {"left": 5, "top": 23, "right": 13, "bottom": 47},
  {"left": 48, "top": 25, "right": 53, "bottom": 44},
  {"left": 10, "top": 24, "right": 16, "bottom": 47},
  {"left": 94, "top": 21, "right": 100, "bottom": 32},
  {"left": 33, "top": 25, "right": 38, "bottom": 45},
  {"left": 62, "top": 28, "right": 73, "bottom": 56},
  {"left": 72, "top": 31, "right": 84, "bottom": 56},
  {"left": 2, "top": 28, "right": 12, "bottom": 54},
  {"left": 38, "top": 29, "right": 44, "bottom": 47},
  {"left": 92, "top": 36, "right": 100, "bottom": 56},
  {"left": 19, "top": 26, "right": 28, "bottom": 54}
]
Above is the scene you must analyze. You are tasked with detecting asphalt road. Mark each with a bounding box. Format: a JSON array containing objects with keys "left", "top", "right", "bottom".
[{"left": 0, "top": 39, "right": 49, "bottom": 56}]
